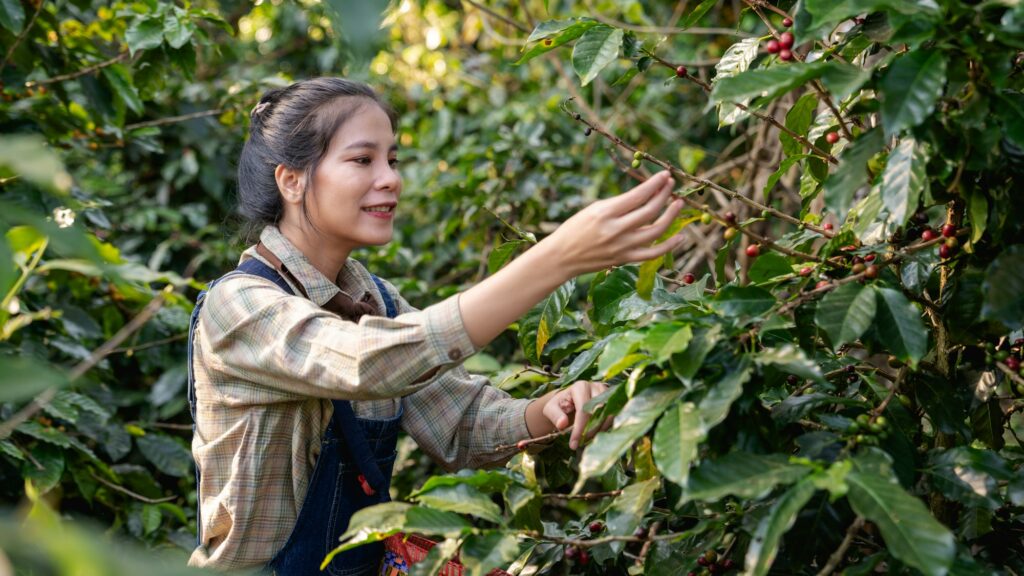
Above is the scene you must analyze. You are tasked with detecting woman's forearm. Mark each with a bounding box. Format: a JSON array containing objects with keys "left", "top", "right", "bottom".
[{"left": 458, "top": 241, "right": 574, "bottom": 349}]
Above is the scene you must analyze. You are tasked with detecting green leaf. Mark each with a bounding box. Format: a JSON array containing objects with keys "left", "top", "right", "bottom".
[
  {"left": 754, "top": 344, "right": 826, "bottom": 384},
  {"left": 405, "top": 506, "right": 474, "bottom": 537},
  {"left": 880, "top": 138, "right": 929, "bottom": 227},
  {"left": 814, "top": 282, "right": 877, "bottom": 350},
  {"left": 412, "top": 470, "right": 514, "bottom": 496},
  {"left": 616, "top": 384, "right": 683, "bottom": 428},
  {"left": 803, "top": 0, "right": 939, "bottom": 40},
  {"left": 516, "top": 18, "right": 600, "bottom": 65},
  {"left": 637, "top": 214, "right": 698, "bottom": 299},
  {"left": 762, "top": 155, "right": 810, "bottom": 200},
  {"left": 571, "top": 25, "right": 623, "bottom": 87},
  {"left": 880, "top": 51, "right": 948, "bottom": 137},
  {"left": 536, "top": 280, "right": 574, "bottom": 358},
  {"left": 126, "top": 16, "right": 166, "bottom": 55},
  {"left": 136, "top": 434, "right": 192, "bottom": 477},
  {"left": 574, "top": 423, "right": 648, "bottom": 493},
  {"left": 747, "top": 253, "right": 792, "bottom": 283},
  {"left": 102, "top": 64, "right": 144, "bottom": 116},
  {"left": 163, "top": 8, "right": 193, "bottom": 49},
  {"left": 461, "top": 532, "right": 519, "bottom": 576},
  {"left": 873, "top": 287, "right": 928, "bottom": 367},
  {"left": 16, "top": 421, "right": 71, "bottom": 448},
  {"left": 847, "top": 455, "right": 955, "bottom": 576},
  {"left": 0, "top": 136, "right": 72, "bottom": 194},
  {"left": 0, "top": 0, "right": 24, "bottom": 33},
  {"left": 968, "top": 190, "right": 988, "bottom": 244},
  {"left": 0, "top": 357, "right": 71, "bottom": 403},
  {"left": 712, "top": 285, "right": 774, "bottom": 318},
  {"left": 712, "top": 62, "right": 867, "bottom": 108},
  {"left": 23, "top": 444, "right": 64, "bottom": 494},
  {"left": 592, "top": 267, "right": 638, "bottom": 326},
  {"left": 595, "top": 331, "right": 645, "bottom": 379},
  {"left": 551, "top": 338, "right": 608, "bottom": 386},
  {"left": 970, "top": 400, "right": 1004, "bottom": 450},
  {"left": 606, "top": 478, "right": 659, "bottom": 553},
  {"left": 682, "top": 452, "right": 810, "bottom": 504},
  {"left": 744, "top": 478, "right": 817, "bottom": 576},
  {"left": 714, "top": 38, "right": 761, "bottom": 126},
  {"left": 141, "top": 504, "right": 162, "bottom": 535},
  {"left": 642, "top": 323, "right": 692, "bottom": 365},
  {"left": 671, "top": 325, "right": 722, "bottom": 381},
  {"left": 331, "top": 502, "right": 411, "bottom": 558},
  {"left": 823, "top": 129, "right": 885, "bottom": 221},
  {"left": 679, "top": 0, "right": 718, "bottom": 29},
  {"left": 782, "top": 94, "right": 817, "bottom": 157},
  {"left": 653, "top": 402, "right": 703, "bottom": 486},
  {"left": 488, "top": 240, "right": 524, "bottom": 274},
  {"left": 413, "top": 483, "right": 503, "bottom": 524},
  {"left": 698, "top": 361, "right": 753, "bottom": 429},
  {"left": 408, "top": 538, "right": 461, "bottom": 576},
  {"left": 980, "top": 245, "right": 1024, "bottom": 330}
]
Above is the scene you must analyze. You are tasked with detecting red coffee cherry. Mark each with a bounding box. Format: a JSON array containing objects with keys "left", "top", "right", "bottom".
[
  {"left": 826, "top": 131, "right": 840, "bottom": 144},
  {"left": 823, "top": 222, "right": 834, "bottom": 231},
  {"left": 782, "top": 17, "right": 793, "bottom": 28},
  {"left": 683, "top": 272, "right": 696, "bottom": 285},
  {"left": 779, "top": 49, "right": 793, "bottom": 61},
  {"left": 676, "top": 65, "right": 688, "bottom": 78},
  {"left": 799, "top": 267, "right": 813, "bottom": 277},
  {"left": 921, "top": 229, "right": 938, "bottom": 242},
  {"left": 941, "top": 223, "right": 956, "bottom": 238},
  {"left": 746, "top": 244, "right": 761, "bottom": 258},
  {"left": 766, "top": 39, "right": 780, "bottom": 54},
  {"left": 779, "top": 32, "right": 795, "bottom": 49}
]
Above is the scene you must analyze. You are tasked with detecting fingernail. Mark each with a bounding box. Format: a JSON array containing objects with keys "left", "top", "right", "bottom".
[{"left": 570, "top": 440, "right": 578, "bottom": 450}]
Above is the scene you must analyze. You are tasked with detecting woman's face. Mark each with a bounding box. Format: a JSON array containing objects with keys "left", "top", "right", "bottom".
[{"left": 304, "top": 103, "right": 401, "bottom": 252}]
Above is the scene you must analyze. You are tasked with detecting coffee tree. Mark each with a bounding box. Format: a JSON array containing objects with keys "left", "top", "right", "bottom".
[{"left": 338, "top": 1, "right": 1024, "bottom": 575}]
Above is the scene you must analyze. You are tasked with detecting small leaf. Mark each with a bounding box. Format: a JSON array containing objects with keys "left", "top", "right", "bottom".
[
  {"left": 679, "top": 0, "right": 718, "bottom": 29},
  {"left": 488, "top": 240, "right": 524, "bottom": 274},
  {"left": 814, "top": 282, "right": 877, "bottom": 350},
  {"left": 516, "top": 18, "right": 600, "bottom": 65},
  {"left": 781, "top": 94, "right": 817, "bottom": 158},
  {"left": 880, "top": 51, "right": 948, "bottom": 137},
  {"left": 536, "top": 280, "right": 575, "bottom": 358},
  {"left": 642, "top": 323, "right": 692, "bottom": 365},
  {"left": 653, "top": 402, "right": 703, "bottom": 486},
  {"left": 712, "top": 285, "right": 774, "bottom": 318},
  {"left": 744, "top": 478, "right": 817, "bottom": 576},
  {"left": 968, "top": 190, "right": 988, "bottom": 244},
  {"left": 413, "top": 483, "right": 503, "bottom": 524},
  {"left": 163, "top": 8, "right": 193, "bottom": 49},
  {"left": 574, "top": 423, "right": 648, "bottom": 493},
  {"left": 754, "top": 344, "right": 826, "bottom": 384},
  {"left": 126, "top": 16, "right": 166, "bottom": 55},
  {"left": 698, "top": 361, "right": 753, "bottom": 430},
  {"left": 873, "top": 287, "right": 928, "bottom": 367},
  {"left": 136, "top": 433, "right": 192, "bottom": 477},
  {"left": 571, "top": 25, "right": 624, "bottom": 86},
  {"left": 606, "top": 478, "right": 659, "bottom": 553},
  {"left": 880, "top": 138, "right": 929, "bottom": 227}
]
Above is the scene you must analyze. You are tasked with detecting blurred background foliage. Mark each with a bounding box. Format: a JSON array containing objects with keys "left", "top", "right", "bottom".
[{"left": 0, "top": 0, "right": 752, "bottom": 571}]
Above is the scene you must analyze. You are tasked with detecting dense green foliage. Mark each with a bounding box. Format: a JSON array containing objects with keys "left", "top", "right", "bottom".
[{"left": 1, "top": 0, "right": 1023, "bottom": 575}]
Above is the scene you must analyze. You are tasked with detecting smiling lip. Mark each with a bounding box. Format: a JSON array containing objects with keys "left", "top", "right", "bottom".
[{"left": 361, "top": 202, "right": 396, "bottom": 219}]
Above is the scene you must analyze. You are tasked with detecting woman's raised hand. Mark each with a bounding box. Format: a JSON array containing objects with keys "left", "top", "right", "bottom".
[{"left": 542, "top": 171, "right": 684, "bottom": 277}]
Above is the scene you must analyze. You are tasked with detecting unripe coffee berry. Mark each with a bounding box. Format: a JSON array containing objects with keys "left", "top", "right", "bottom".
[
  {"left": 766, "top": 39, "right": 780, "bottom": 54},
  {"left": 782, "top": 17, "right": 793, "bottom": 27},
  {"left": 676, "top": 65, "right": 688, "bottom": 77},
  {"left": 683, "top": 272, "right": 696, "bottom": 284},
  {"left": 779, "top": 32, "right": 794, "bottom": 49},
  {"left": 779, "top": 49, "right": 793, "bottom": 61},
  {"left": 941, "top": 223, "right": 956, "bottom": 237},
  {"left": 864, "top": 264, "right": 879, "bottom": 279},
  {"left": 723, "top": 228, "right": 738, "bottom": 241},
  {"left": 826, "top": 131, "right": 840, "bottom": 144},
  {"left": 945, "top": 236, "right": 959, "bottom": 249},
  {"left": 852, "top": 263, "right": 866, "bottom": 274},
  {"left": 631, "top": 159, "right": 641, "bottom": 169},
  {"left": 701, "top": 213, "right": 713, "bottom": 225},
  {"left": 815, "top": 280, "right": 830, "bottom": 290},
  {"left": 746, "top": 244, "right": 761, "bottom": 257}
]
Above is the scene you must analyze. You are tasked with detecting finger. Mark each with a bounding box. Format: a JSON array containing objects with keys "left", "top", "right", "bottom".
[
  {"left": 603, "top": 171, "right": 673, "bottom": 216},
  {"left": 616, "top": 181, "right": 677, "bottom": 231},
  {"left": 569, "top": 384, "right": 591, "bottom": 450},
  {"left": 542, "top": 394, "right": 571, "bottom": 431},
  {"left": 629, "top": 198, "right": 684, "bottom": 243},
  {"left": 622, "top": 232, "right": 687, "bottom": 263}
]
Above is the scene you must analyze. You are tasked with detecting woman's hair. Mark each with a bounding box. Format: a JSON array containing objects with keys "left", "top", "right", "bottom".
[{"left": 237, "top": 77, "right": 399, "bottom": 242}]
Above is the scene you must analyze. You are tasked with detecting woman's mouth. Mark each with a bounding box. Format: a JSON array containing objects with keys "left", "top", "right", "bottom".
[{"left": 362, "top": 204, "right": 396, "bottom": 218}]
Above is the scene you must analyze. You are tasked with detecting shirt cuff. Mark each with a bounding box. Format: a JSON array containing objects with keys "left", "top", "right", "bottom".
[{"left": 422, "top": 293, "right": 480, "bottom": 368}]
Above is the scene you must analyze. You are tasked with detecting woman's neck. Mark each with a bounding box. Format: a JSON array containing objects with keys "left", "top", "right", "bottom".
[{"left": 277, "top": 221, "right": 352, "bottom": 285}]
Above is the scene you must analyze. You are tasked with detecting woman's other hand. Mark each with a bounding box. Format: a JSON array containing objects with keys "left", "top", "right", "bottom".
[{"left": 525, "top": 380, "right": 609, "bottom": 450}]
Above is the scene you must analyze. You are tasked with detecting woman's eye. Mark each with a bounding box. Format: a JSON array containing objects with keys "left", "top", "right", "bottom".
[
  {"left": 389, "top": 157, "right": 400, "bottom": 168},
  {"left": 355, "top": 157, "right": 372, "bottom": 165}
]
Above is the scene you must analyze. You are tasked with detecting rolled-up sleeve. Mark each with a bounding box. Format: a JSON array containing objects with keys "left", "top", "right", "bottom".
[
  {"left": 372, "top": 278, "right": 532, "bottom": 470},
  {"left": 197, "top": 275, "right": 479, "bottom": 402}
]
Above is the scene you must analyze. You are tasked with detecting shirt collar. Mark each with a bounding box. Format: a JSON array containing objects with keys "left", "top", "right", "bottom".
[{"left": 256, "top": 226, "right": 346, "bottom": 307}]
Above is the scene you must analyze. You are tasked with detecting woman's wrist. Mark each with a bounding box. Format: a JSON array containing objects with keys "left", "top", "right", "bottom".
[{"left": 524, "top": 392, "right": 559, "bottom": 438}]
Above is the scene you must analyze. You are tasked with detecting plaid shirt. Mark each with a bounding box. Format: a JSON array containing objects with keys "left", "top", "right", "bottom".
[{"left": 188, "top": 226, "right": 530, "bottom": 570}]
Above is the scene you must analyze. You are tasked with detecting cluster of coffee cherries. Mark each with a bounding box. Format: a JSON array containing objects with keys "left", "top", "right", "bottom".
[
  {"left": 902, "top": 212, "right": 960, "bottom": 259},
  {"left": 765, "top": 17, "right": 795, "bottom": 61},
  {"left": 847, "top": 412, "right": 890, "bottom": 446},
  {"left": 563, "top": 520, "right": 607, "bottom": 566},
  {"left": 689, "top": 549, "right": 736, "bottom": 575},
  {"left": 986, "top": 339, "right": 1024, "bottom": 375}
]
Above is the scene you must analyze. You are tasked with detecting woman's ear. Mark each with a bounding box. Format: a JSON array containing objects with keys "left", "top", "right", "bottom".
[{"left": 274, "top": 164, "right": 305, "bottom": 206}]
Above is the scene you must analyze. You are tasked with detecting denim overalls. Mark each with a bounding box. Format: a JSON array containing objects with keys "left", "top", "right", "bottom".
[{"left": 187, "top": 258, "right": 402, "bottom": 575}]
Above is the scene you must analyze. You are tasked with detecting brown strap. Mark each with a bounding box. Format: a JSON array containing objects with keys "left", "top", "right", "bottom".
[{"left": 255, "top": 242, "right": 379, "bottom": 322}]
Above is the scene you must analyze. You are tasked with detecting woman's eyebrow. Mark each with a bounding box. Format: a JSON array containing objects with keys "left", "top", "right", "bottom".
[{"left": 344, "top": 140, "right": 399, "bottom": 152}]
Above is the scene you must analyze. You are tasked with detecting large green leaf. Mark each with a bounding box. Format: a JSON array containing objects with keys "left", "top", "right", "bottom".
[
  {"left": 551, "top": 337, "right": 609, "bottom": 386},
  {"left": 754, "top": 344, "right": 826, "bottom": 384},
  {"left": 814, "top": 282, "right": 877, "bottom": 350},
  {"left": 712, "top": 285, "right": 775, "bottom": 318},
  {"left": 615, "top": 383, "right": 683, "bottom": 428},
  {"left": 847, "top": 455, "right": 955, "bottom": 576},
  {"left": 0, "top": 0, "right": 24, "bottom": 33},
  {"left": 102, "top": 64, "right": 144, "bottom": 116},
  {"left": 571, "top": 25, "right": 623, "bottom": 86},
  {"left": 461, "top": 532, "right": 520, "bottom": 576},
  {"left": 488, "top": 240, "right": 524, "bottom": 274},
  {"left": 516, "top": 18, "right": 600, "bottom": 65},
  {"left": 125, "top": 16, "right": 166, "bottom": 55},
  {"left": 682, "top": 452, "right": 810, "bottom": 504},
  {"left": 873, "top": 287, "right": 928, "bottom": 367},
  {"left": 591, "top": 267, "right": 638, "bottom": 326},
  {"left": 803, "top": 0, "right": 939, "bottom": 40},
  {"left": 714, "top": 38, "right": 761, "bottom": 126},
  {"left": 331, "top": 502, "right": 411, "bottom": 556},
  {"left": 642, "top": 323, "right": 693, "bottom": 365},
  {"left": 712, "top": 62, "right": 867, "bottom": 108},
  {"left": 413, "top": 483, "right": 503, "bottom": 524},
  {"left": 653, "top": 402, "right": 703, "bottom": 486},
  {"left": 606, "top": 478, "right": 658, "bottom": 553},
  {"left": 698, "top": 361, "right": 753, "bottom": 430},
  {"left": 823, "top": 129, "right": 885, "bottom": 221},
  {"left": 574, "top": 423, "right": 648, "bottom": 493},
  {"left": 136, "top": 433, "right": 192, "bottom": 477},
  {"left": 0, "top": 357, "right": 71, "bottom": 404},
  {"left": 880, "top": 51, "right": 948, "bottom": 137},
  {"left": 536, "top": 280, "right": 575, "bottom": 359},
  {"left": 744, "top": 478, "right": 817, "bottom": 576},
  {"left": 880, "top": 138, "right": 929, "bottom": 227},
  {"left": 412, "top": 469, "right": 514, "bottom": 496},
  {"left": 980, "top": 244, "right": 1024, "bottom": 330},
  {"left": 595, "top": 330, "right": 645, "bottom": 379},
  {"left": 671, "top": 325, "right": 722, "bottom": 380},
  {"left": 781, "top": 94, "right": 818, "bottom": 158}
]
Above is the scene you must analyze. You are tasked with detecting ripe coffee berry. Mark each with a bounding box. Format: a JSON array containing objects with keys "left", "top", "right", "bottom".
[
  {"left": 683, "top": 272, "right": 696, "bottom": 284},
  {"left": 823, "top": 222, "right": 834, "bottom": 231},
  {"left": 816, "top": 280, "right": 830, "bottom": 290},
  {"left": 782, "top": 17, "right": 793, "bottom": 27},
  {"left": 787, "top": 375, "right": 799, "bottom": 385},
  {"left": 942, "top": 223, "right": 956, "bottom": 237},
  {"left": 1008, "top": 357, "right": 1021, "bottom": 371},
  {"left": 578, "top": 549, "right": 590, "bottom": 565},
  {"left": 864, "top": 264, "right": 879, "bottom": 279},
  {"left": 676, "top": 65, "right": 688, "bottom": 77},
  {"left": 779, "top": 32, "right": 794, "bottom": 49},
  {"left": 589, "top": 521, "right": 604, "bottom": 532},
  {"left": 921, "top": 229, "right": 938, "bottom": 241},
  {"left": 724, "top": 211, "right": 737, "bottom": 225},
  {"left": 826, "top": 131, "right": 840, "bottom": 144},
  {"left": 698, "top": 557, "right": 710, "bottom": 566},
  {"left": 939, "top": 243, "right": 953, "bottom": 259},
  {"left": 779, "top": 49, "right": 793, "bottom": 61},
  {"left": 565, "top": 546, "right": 579, "bottom": 560},
  {"left": 864, "top": 253, "right": 876, "bottom": 262},
  {"left": 799, "top": 266, "right": 813, "bottom": 277},
  {"left": 516, "top": 440, "right": 529, "bottom": 451},
  {"left": 766, "top": 39, "right": 781, "bottom": 54},
  {"left": 746, "top": 244, "right": 761, "bottom": 257}
]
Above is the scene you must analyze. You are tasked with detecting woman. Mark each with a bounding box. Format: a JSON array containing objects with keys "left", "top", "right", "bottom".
[{"left": 186, "top": 77, "right": 683, "bottom": 574}]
